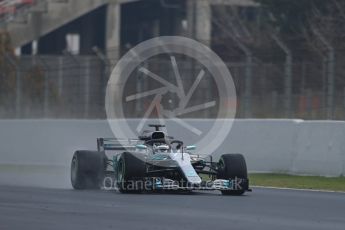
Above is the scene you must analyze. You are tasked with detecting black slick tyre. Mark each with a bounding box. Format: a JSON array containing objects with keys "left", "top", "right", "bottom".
[
  {"left": 217, "top": 154, "right": 248, "bottom": 195},
  {"left": 71, "top": 150, "right": 106, "bottom": 190}
]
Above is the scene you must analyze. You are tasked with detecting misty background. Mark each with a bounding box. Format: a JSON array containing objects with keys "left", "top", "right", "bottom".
[{"left": 1, "top": 0, "right": 344, "bottom": 120}]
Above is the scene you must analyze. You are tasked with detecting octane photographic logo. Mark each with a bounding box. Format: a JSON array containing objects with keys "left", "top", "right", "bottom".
[
  {"left": 102, "top": 177, "right": 243, "bottom": 191},
  {"left": 105, "top": 36, "right": 236, "bottom": 156}
]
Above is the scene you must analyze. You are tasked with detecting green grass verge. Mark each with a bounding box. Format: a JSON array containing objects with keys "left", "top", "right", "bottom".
[{"left": 249, "top": 173, "right": 345, "bottom": 192}]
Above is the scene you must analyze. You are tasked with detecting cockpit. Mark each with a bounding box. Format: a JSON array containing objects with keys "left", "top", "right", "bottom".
[
  {"left": 138, "top": 124, "right": 184, "bottom": 154},
  {"left": 152, "top": 143, "right": 171, "bottom": 153}
]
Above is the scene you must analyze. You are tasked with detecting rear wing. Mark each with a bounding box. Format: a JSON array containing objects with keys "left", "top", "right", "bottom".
[{"left": 97, "top": 138, "right": 142, "bottom": 152}]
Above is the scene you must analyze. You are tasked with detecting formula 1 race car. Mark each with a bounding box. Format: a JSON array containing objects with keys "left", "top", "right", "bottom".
[{"left": 71, "top": 124, "right": 251, "bottom": 195}]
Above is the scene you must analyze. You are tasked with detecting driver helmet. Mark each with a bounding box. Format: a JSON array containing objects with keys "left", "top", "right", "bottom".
[{"left": 153, "top": 143, "right": 170, "bottom": 153}]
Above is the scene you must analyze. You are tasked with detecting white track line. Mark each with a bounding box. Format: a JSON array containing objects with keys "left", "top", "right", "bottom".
[{"left": 252, "top": 185, "right": 345, "bottom": 194}]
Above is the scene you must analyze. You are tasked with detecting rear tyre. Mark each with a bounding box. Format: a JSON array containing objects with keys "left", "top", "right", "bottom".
[
  {"left": 71, "top": 150, "right": 106, "bottom": 190},
  {"left": 116, "top": 152, "right": 146, "bottom": 193},
  {"left": 217, "top": 154, "right": 248, "bottom": 195}
]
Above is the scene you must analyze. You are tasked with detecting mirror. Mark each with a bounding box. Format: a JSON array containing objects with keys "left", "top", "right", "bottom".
[
  {"left": 186, "top": 145, "right": 196, "bottom": 151},
  {"left": 136, "top": 144, "right": 147, "bottom": 150}
]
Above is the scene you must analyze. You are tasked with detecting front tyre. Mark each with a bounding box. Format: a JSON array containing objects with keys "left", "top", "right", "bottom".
[
  {"left": 217, "top": 154, "right": 248, "bottom": 195},
  {"left": 116, "top": 152, "right": 146, "bottom": 193}
]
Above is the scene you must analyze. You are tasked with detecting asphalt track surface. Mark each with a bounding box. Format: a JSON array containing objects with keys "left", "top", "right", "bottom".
[{"left": 0, "top": 186, "right": 344, "bottom": 230}]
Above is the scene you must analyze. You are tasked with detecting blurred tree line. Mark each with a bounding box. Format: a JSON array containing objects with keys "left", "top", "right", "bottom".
[
  {"left": 0, "top": 31, "right": 57, "bottom": 117},
  {"left": 0, "top": 31, "right": 16, "bottom": 110},
  {"left": 211, "top": 0, "right": 345, "bottom": 119},
  {"left": 212, "top": 0, "right": 345, "bottom": 60},
  {"left": 255, "top": 0, "right": 345, "bottom": 53}
]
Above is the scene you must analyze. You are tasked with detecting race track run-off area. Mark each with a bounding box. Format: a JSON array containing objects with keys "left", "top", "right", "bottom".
[{"left": 0, "top": 186, "right": 344, "bottom": 230}]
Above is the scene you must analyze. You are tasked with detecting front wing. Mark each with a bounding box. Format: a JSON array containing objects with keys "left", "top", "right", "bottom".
[{"left": 117, "top": 177, "right": 250, "bottom": 192}]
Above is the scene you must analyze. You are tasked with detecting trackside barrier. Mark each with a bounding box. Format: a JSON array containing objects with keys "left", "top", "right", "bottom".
[{"left": 0, "top": 119, "right": 344, "bottom": 188}]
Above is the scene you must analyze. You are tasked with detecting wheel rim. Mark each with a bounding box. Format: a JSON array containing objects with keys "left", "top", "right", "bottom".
[
  {"left": 71, "top": 157, "right": 78, "bottom": 183},
  {"left": 117, "top": 159, "right": 124, "bottom": 183},
  {"left": 219, "top": 158, "right": 225, "bottom": 171}
]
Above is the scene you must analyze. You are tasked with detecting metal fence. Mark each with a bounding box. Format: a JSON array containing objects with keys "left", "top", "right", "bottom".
[
  {"left": 0, "top": 54, "right": 107, "bottom": 118},
  {"left": 1, "top": 52, "right": 345, "bottom": 120}
]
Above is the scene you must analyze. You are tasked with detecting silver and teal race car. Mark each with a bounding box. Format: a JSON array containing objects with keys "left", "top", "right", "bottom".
[{"left": 71, "top": 124, "right": 251, "bottom": 195}]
